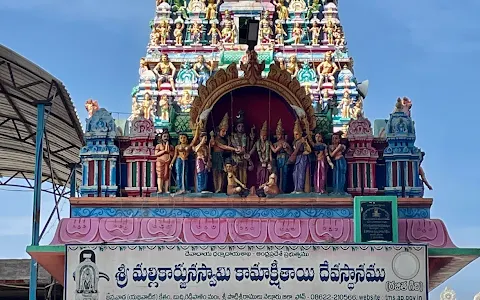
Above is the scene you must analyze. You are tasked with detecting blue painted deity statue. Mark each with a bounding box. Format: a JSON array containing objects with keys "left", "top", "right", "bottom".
[
  {"left": 289, "top": 119, "right": 311, "bottom": 193},
  {"left": 328, "top": 131, "right": 348, "bottom": 195},
  {"left": 272, "top": 119, "right": 292, "bottom": 193}
]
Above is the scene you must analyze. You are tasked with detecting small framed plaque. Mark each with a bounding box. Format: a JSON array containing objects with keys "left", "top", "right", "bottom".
[{"left": 354, "top": 196, "right": 398, "bottom": 243}]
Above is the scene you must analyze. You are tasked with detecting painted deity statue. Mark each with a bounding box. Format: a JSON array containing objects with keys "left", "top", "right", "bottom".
[
  {"left": 306, "top": 0, "right": 321, "bottom": 19},
  {"left": 323, "top": 18, "right": 337, "bottom": 45},
  {"left": 192, "top": 55, "right": 214, "bottom": 86},
  {"left": 194, "top": 132, "right": 211, "bottom": 193},
  {"left": 291, "top": 23, "right": 304, "bottom": 45},
  {"left": 258, "top": 11, "right": 273, "bottom": 43},
  {"left": 139, "top": 58, "right": 149, "bottom": 76},
  {"left": 157, "top": 20, "right": 171, "bottom": 45},
  {"left": 289, "top": 119, "right": 311, "bottom": 193},
  {"left": 190, "top": 21, "right": 203, "bottom": 44},
  {"left": 272, "top": 119, "right": 292, "bottom": 193},
  {"left": 317, "top": 51, "right": 338, "bottom": 89},
  {"left": 273, "top": 0, "right": 289, "bottom": 21},
  {"left": 154, "top": 54, "right": 177, "bottom": 90},
  {"left": 142, "top": 93, "right": 154, "bottom": 119},
  {"left": 419, "top": 152, "right": 433, "bottom": 193},
  {"left": 229, "top": 111, "right": 254, "bottom": 185},
  {"left": 333, "top": 27, "right": 345, "bottom": 46},
  {"left": 170, "top": 126, "right": 201, "bottom": 193},
  {"left": 307, "top": 132, "right": 333, "bottom": 194},
  {"left": 337, "top": 90, "right": 351, "bottom": 119},
  {"left": 158, "top": 94, "right": 170, "bottom": 121},
  {"left": 85, "top": 99, "right": 99, "bottom": 118},
  {"left": 328, "top": 131, "right": 347, "bottom": 195},
  {"left": 209, "top": 113, "right": 240, "bottom": 193},
  {"left": 221, "top": 10, "right": 236, "bottom": 43},
  {"left": 225, "top": 160, "right": 248, "bottom": 196},
  {"left": 286, "top": 55, "right": 299, "bottom": 78},
  {"left": 173, "top": 21, "right": 185, "bottom": 46},
  {"left": 205, "top": 0, "right": 219, "bottom": 20},
  {"left": 309, "top": 22, "right": 321, "bottom": 45},
  {"left": 208, "top": 23, "right": 222, "bottom": 45},
  {"left": 259, "top": 173, "right": 280, "bottom": 197},
  {"left": 249, "top": 121, "right": 273, "bottom": 187},
  {"left": 155, "top": 130, "right": 174, "bottom": 193},
  {"left": 275, "top": 23, "right": 287, "bottom": 45}
]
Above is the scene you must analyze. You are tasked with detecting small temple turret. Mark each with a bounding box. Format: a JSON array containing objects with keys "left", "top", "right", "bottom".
[
  {"left": 345, "top": 115, "right": 378, "bottom": 195},
  {"left": 383, "top": 98, "right": 423, "bottom": 197},
  {"left": 79, "top": 107, "right": 119, "bottom": 197},
  {"left": 123, "top": 117, "right": 157, "bottom": 197}
]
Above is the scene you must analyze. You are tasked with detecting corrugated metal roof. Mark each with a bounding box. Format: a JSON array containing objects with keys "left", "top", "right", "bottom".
[{"left": 0, "top": 45, "right": 84, "bottom": 187}]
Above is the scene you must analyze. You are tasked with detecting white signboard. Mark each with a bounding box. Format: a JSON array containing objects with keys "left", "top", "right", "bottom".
[{"left": 66, "top": 244, "right": 428, "bottom": 300}]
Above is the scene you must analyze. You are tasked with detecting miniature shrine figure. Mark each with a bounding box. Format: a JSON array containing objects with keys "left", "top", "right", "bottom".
[
  {"left": 259, "top": 173, "right": 280, "bottom": 197},
  {"left": 351, "top": 98, "right": 363, "bottom": 118},
  {"left": 172, "top": 0, "right": 188, "bottom": 19},
  {"left": 272, "top": 119, "right": 292, "bottom": 193},
  {"left": 401, "top": 96, "right": 412, "bottom": 117},
  {"left": 85, "top": 99, "right": 99, "bottom": 118},
  {"left": 258, "top": 11, "right": 272, "bottom": 43},
  {"left": 275, "top": 23, "right": 287, "bottom": 45},
  {"left": 273, "top": 0, "right": 289, "bottom": 21},
  {"left": 173, "top": 20, "right": 185, "bottom": 46},
  {"left": 307, "top": 132, "right": 333, "bottom": 194},
  {"left": 158, "top": 94, "right": 170, "bottom": 121},
  {"left": 229, "top": 111, "right": 253, "bottom": 185},
  {"left": 329, "top": 131, "right": 347, "bottom": 195},
  {"left": 190, "top": 21, "right": 203, "bottom": 45},
  {"left": 323, "top": 18, "right": 337, "bottom": 45},
  {"left": 139, "top": 58, "right": 149, "bottom": 76},
  {"left": 208, "top": 23, "right": 222, "bottom": 45},
  {"left": 306, "top": 0, "right": 321, "bottom": 19},
  {"left": 170, "top": 127, "right": 201, "bottom": 193},
  {"left": 154, "top": 54, "right": 177, "bottom": 90},
  {"left": 194, "top": 132, "right": 211, "bottom": 193},
  {"left": 210, "top": 113, "right": 240, "bottom": 193},
  {"left": 337, "top": 90, "right": 352, "bottom": 119},
  {"left": 286, "top": 55, "right": 300, "bottom": 78},
  {"left": 221, "top": 11, "right": 236, "bottom": 43},
  {"left": 142, "top": 93, "right": 154, "bottom": 119},
  {"left": 225, "top": 160, "right": 248, "bottom": 197},
  {"left": 158, "top": 20, "right": 171, "bottom": 45},
  {"left": 155, "top": 130, "right": 174, "bottom": 193},
  {"left": 289, "top": 0, "right": 307, "bottom": 14},
  {"left": 132, "top": 98, "right": 143, "bottom": 118},
  {"left": 333, "top": 27, "right": 345, "bottom": 46},
  {"left": 309, "top": 22, "right": 321, "bottom": 45},
  {"left": 419, "top": 152, "right": 433, "bottom": 192},
  {"left": 291, "top": 23, "right": 304, "bottom": 45},
  {"left": 205, "top": 0, "right": 219, "bottom": 20},
  {"left": 193, "top": 55, "right": 214, "bottom": 86},
  {"left": 289, "top": 119, "right": 312, "bottom": 193},
  {"left": 149, "top": 27, "right": 158, "bottom": 46},
  {"left": 179, "top": 90, "right": 192, "bottom": 111},
  {"left": 316, "top": 51, "right": 338, "bottom": 88},
  {"left": 249, "top": 121, "right": 273, "bottom": 187}
]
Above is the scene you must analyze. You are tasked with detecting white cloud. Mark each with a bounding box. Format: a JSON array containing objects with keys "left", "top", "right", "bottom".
[{"left": 370, "top": 0, "right": 480, "bottom": 54}]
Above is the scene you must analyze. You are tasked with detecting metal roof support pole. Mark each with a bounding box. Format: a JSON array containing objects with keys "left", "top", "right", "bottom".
[
  {"left": 69, "top": 163, "right": 77, "bottom": 197},
  {"left": 29, "top": 101, "right": 50, "bottom": 300}
]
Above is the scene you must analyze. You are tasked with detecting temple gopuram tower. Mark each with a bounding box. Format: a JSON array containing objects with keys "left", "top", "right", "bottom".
[{"left": 26, "top": 1, "right": 479, "bottom": 299}]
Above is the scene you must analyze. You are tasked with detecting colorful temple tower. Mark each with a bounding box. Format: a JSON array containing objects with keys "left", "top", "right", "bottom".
[
  {"left": 27, "top": 0, "right": 479, "bottom": 298},
  {"left": 79, "top": 107, "right": 119, "bottom": 197}
]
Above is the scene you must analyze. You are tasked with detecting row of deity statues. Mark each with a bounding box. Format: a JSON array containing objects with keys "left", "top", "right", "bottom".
[{"left": 153, "top": 111, "right": 349, "bottom": 197}]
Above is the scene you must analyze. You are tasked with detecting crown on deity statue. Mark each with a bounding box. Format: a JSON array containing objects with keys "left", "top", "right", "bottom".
[
  {"left": 276, "top": 119, "right": 284, "bottom": 135},
  {"left": 294, "top": 119, "right": 302, "bottom": 134},
  {"left": 219, "top": 113, "right": 229, "bottom": 130},
  {"left": 261, "top": 121, "right": 268, "bottom": 134},
  {"left": 235, "top": 110, "right": 245, "bottom": 125}
]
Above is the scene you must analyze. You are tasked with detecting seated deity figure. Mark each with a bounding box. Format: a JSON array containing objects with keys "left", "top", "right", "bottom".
[
  {"left": 221, "top": 10, "right": 236, "bottom": 43},
  {"left": 286, "top": 55, "right": 300, "bottom": 78},
  {"left": 258, "top": 11, "right": 273, "bottom": 43},
  {"left": 225, "top": 159, "right": 249, "bottom": 197},
  {"left": 316, "top": 51, "right": 338, "bottom": 89},
  {"left": 259, "top": 173, "right": 280, "bottom": 197},
  {"left": 328, "top": 131, "right": 347, "bottom": 195},
  {"left": 153, "top": 54, "right": 177, "bottom": 90},
  {"left": 192, "top": 55, "right": 214, "bottom": 86}
]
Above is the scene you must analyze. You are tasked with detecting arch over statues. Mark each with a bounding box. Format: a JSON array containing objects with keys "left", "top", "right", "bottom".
[{"left": 189, "top": 50, "right": 316, "bottom": 131}]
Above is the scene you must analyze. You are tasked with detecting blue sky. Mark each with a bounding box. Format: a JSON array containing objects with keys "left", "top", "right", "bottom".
[{"left": 0, "top": 0, "right": 479, "bottom": 298}]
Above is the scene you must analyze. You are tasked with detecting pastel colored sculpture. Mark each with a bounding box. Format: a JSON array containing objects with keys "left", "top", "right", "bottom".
[
  {"left": 173, "top": 20, "right": 185, "bottom": 46},
  {"left": 308, "top": 132, "right": 333, "bottom": 194},
  {"left": 274, "top": 23, "right": 287, "bottom": 45},
  {"left": 310, "top": 21, "right": 321, "bottom": 45},
  {"left": 225, "top": 159, "right": 248, "bottom": 197},
  {"left": 171, "top": 126, "right": 201, "bottom": 193},
  {"left": 207, "top": 23, "right": 222, "bottom": 45},
  {"left": 289, "top": 119, "right": 311, "bottom": 193},
  {"left": 153, "top": 54, "right": 176, "bottom": 91},
  {"left": 317, "top": 51, "right": 338, "bottom": 89},
  {"left": 154, "top": 130, "right": 174, "bottom": 193},
  {"left": 194, "top": 132, "right": 211, "bottom": 193},
  {"left": 329, "top": 131, "right": 348, "bottom": 195},
  {"left": 221, "top": 10, "right": 236, "bottom": 43},
  {"left": 85, "top": 99, "right": 99, "bottom": 118},
  {"left": 272, "top": 119, "right": 292, "bottom": 193},
  {"left": 259, "top": 173, "right": 280, "bottom": 197},
  {"left": 229, "top": 111, "right": 254, "bottom": 185},
  {"left": 291, "top": 23, "right": 304, "bottom": 45},
  {"left": 249, "top": 121, "right": 273, "bottom": 187},
  {"left": 189, "top": 21, "right": 203, "bottom": 45},
  {"left": 192, "top": 55, "right": 214, "bottom": 86},
  {"left": 273, "top": 0, "right": 289, "bottom": 21}
]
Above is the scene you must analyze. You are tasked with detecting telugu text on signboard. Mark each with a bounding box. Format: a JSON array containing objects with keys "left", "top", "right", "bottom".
[{"left": 66, "top": 244, "right": 428, "bottom": 300}]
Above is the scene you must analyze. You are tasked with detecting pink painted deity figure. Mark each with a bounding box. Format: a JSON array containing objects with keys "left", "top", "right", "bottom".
[
  {"left": 155, "top": 130, "right": 174, "bottom": 193},
  {"left": 308, "top": 133, "right": 333, "bottom": 194},
  {"left": 85, "top": 99, "right": 99, "bottom": 118}
]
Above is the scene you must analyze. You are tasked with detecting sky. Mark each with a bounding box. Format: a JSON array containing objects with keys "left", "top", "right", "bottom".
[{"left": 0, "top": 0, "right": 479, "bottom": 298}]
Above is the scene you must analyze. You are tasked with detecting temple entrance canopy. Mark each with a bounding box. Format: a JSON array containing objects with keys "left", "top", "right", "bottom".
[{"left": 189, "top": 50, "right": 316, "bottom": 133}]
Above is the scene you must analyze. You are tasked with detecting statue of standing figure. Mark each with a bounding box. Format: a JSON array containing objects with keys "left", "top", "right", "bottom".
[
  {"left": 308, "top": 132, "right": 333, "bottom": 194},
  {"left": 272, "top": 119, "right": 292, "bottom": 193},
  {"left": 328, "top": 131, "right": 348, "bottom": 195},
  {"left": 155, "top": 130, "right": 174, "bottom": 193},
  {"left": 249, "top": 121, "right": 273, "bottom": 187},
  {"left": 229, "top": 111, "right": 254, "bottom": 186},
  {"left": 289, "top": 119, "right": 311, "bottom": 194}
]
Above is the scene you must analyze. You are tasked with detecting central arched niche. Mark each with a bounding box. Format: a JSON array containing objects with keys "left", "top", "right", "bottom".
[{"left": 207, "top": 86, "right": 297, "bottom": 142}]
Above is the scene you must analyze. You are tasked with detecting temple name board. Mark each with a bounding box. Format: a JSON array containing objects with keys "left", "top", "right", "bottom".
[{"left": 66, "top": 244, "right": 427, "bottom": 300}]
